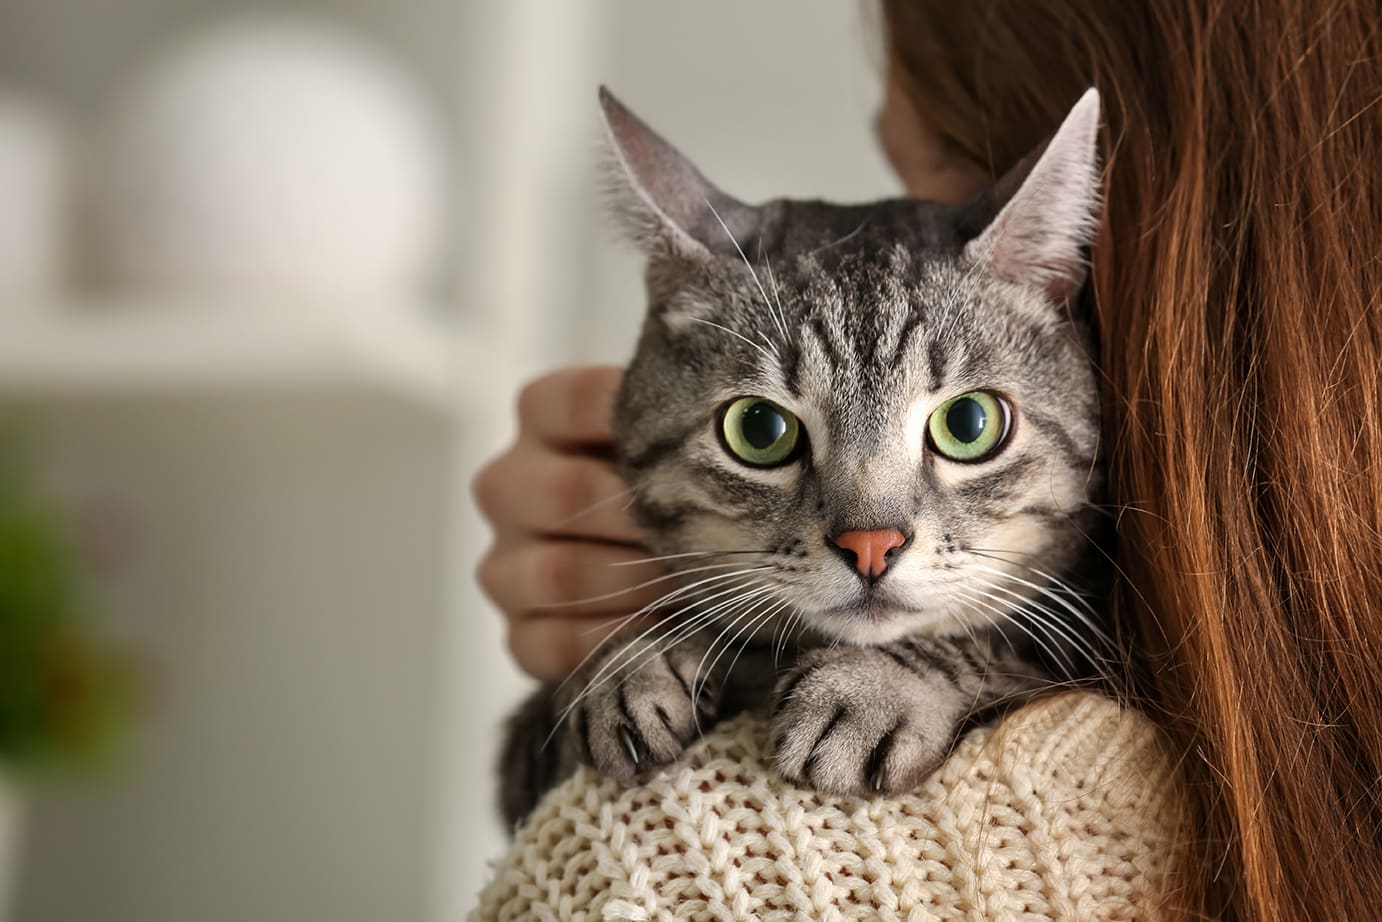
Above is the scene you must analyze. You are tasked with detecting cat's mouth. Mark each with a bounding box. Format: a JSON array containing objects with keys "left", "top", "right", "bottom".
[{"left": 805, "top": 588, "right": 940, "bottom": 644}]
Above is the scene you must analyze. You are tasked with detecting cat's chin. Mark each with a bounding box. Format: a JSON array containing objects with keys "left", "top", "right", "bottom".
[{"left": 806, "top": 600, "right": 955, "bottom": 646}]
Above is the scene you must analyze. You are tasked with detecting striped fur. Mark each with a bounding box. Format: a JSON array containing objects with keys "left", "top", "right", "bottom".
[{"left": 499, "top": 91, "right": 1109, "bottom": 827}]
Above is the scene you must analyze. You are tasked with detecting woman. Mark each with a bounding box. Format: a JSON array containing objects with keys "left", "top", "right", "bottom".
[{"left": 474, "top": 0, "right": 1382, "bottom": 917}]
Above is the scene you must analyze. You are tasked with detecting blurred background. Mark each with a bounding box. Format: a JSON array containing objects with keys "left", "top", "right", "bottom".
[{"left": 0, "top": 2, "right": 895, "bottom": 919}]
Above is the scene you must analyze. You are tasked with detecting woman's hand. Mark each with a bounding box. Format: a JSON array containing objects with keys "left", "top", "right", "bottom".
[{"left": 473, "top": 366, "right": 665, "bottom": 683}]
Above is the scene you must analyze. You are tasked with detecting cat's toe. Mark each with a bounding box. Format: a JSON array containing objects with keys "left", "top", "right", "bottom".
[
  {"left": 567, "top": 649, "right": 713, "bottom": 780},
  {"left": 862, "top": 721, "right": 949, "bottom": 795},
  {"left": 769, "top": 648, "right": 952, "bottom": 796}
]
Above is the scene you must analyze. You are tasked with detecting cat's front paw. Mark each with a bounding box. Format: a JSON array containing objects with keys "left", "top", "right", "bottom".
[
  {"left": 770, "top": 645, "right": 964, "bottom": 796},
  {"left": 557, "top": 639, "right": 720, "bottom": 781}
]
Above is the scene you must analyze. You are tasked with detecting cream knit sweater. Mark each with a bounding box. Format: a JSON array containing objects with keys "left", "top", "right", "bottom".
[{"left": 475, "top": 692, "right": 1186, "bottom": 921}]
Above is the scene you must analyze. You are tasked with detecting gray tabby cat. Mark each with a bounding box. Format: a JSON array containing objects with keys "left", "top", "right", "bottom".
[{"left": 500, "top": 87, "right": 1108, "bottom": 828}]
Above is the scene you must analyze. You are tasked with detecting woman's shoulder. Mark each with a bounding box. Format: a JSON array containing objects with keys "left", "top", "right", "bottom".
[{"left": 475, "top": 691, "right": 1188, "bottom": 921}]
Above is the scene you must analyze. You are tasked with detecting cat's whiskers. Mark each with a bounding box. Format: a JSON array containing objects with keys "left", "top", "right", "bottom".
[
  {"left": 574, "top": 608, "right": 645, "bottom": 640},
  {"left": 782, "top": 607, "right": 806, "bottom": 662},
  {"left": 961, "top": 575, "right": 1118, "bottom": 686},
  {"left": 697, "top": 594, "right": 788, "bottom": 705},
  {"left": 760, "top": 248, "right": 796, "bottom": 348},
  {"left": 633, "top": 582, "right": 777, "bottom": 685},
  {"left": 970, "top": 510, "right": 1160, "bottom": 640},
  {"left": 961, "top": 548, "right": 1103, "bottom": 619},
  {"left": 935, "top": 258, "right": 980, "bottom": 344},
  {"left": 953, "top": 587, "right": 1088, "bottom": 688},
  {"left": 550, "top": 566, "right": 773, "bottom": 702},
  {"left": 607, "top": 548, "right": 771, "bottom": 567},
  {"left": 704, "top": 197, "right": 790, "bottom": 346},
  {"left": 608, "top": 581, "right": 783, "bottom": 736},
  {"left": 947, "top": 598, "right": 995, "bottom": 669},
  {"left": 635, "top": 582, "right": 775, "bottom": 667},
  {"left": 955, "top": 585, "right": 1083, "bottom": 679},
  {"left": 686, "top": 316, "right": 779, "bottom": 364},
  {"left": 533, "top": 559, "right": 772, "bottom": 611},
  {"left": 967, "top": 574, "right": 1103, "bottom": 661},
  {"left": 1085, "top": 424, "right": 1102, "bottom": 491},
  {"left": 967, "top": 558, "right": 1111, "bottom": 644},
  {"left": 554, "top": 575, "right": 777, "bottom": 727},
  {"left": 770, "top": 603, "right": 803, "bottom": 668},
  {"left": 688, "top": 586, "right": 781, "bottom": 706},
  {"left": 545, "top": 581, "right": 772, "bottom": 752},
  {"left": 566, "top": 570, "right": 770, "bottom": 679},
  {"left": 806, "top": 217, "right": 869, "bottom": 256},
  {"left": 974, "top": 565, "right": 1104, "bottom": 639},
  {"left": 550, "top": 579, "right": 759, "bottom": 728},
  {"left": 547, "top": 487, "right": 635, "bottom": 531}
]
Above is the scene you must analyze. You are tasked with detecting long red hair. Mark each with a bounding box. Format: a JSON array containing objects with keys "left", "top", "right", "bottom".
[{"left": 881, "top": 1, "right": 1382, "bottom": 918}]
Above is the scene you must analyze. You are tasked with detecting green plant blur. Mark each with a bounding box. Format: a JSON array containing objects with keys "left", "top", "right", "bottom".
[{"left": 0, "top": 451, "right": 131, "bottom": 774}]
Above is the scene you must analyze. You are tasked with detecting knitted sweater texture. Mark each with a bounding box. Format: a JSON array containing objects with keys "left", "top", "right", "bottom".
[{"left": 475, "top": 692, "right": 1185, "bottom": 921}]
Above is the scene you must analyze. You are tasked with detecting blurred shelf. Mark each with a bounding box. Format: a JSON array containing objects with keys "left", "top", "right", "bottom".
[{"left": 0, "top": 301, "right": 475, "bottom": 412}]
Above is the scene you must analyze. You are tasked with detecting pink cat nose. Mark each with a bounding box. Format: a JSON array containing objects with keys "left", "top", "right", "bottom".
[{"left": 829, "top": 529, "right": 908, "bottom": 579}]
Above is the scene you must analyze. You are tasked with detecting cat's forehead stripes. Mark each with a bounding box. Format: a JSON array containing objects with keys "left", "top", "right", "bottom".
[{"left": 784, "top": 256, "right": 927, "bottom": 387}]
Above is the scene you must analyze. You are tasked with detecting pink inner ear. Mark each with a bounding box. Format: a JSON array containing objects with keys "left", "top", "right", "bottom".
[
  {"left": 598, "top": 86, "right": 755, "bottom": 255},
  {"left": 601, "top": 89, "right": 701, "bottom": 231},
  {"left": 1043, "top": 264, "right": 1087, "bottom": 305},
  {"left": 966, "top": 89, "right": 1101, "bottom": 303}
]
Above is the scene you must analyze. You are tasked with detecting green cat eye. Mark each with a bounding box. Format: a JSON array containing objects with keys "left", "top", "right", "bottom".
[
  {"left": 927, "top": 391, "right": 1009, "bottom": 462},
  {"left": 720, "top": 397, "right": 803, "bottom": 467}
]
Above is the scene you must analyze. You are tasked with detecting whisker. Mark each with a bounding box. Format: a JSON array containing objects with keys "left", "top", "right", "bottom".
[
  {"left": 550, "top": 567, "right": 771, "bottom": 698},
  {"left": 704, "top": 197, "right": 789, "bottom": 345},
  {"left": 548, "top": 487, "right": 635, "bottom": 530},
  {"left": 760, "top": 249, "right": 794, "bottom": 347},
  {"left": 689, "top": 589, "right": 777, "bottom": 705},
  {"left": 964, "top": 575, "right": 1118, "bottom": 685},
  {"left": 806, "top": 217, "right": 868, "bottom": 255},
  {"left": 561, "top": 576, "right": 776, "bottom": 713},
  {"left": 693, "top": 613, "right": 765, "bottom": 708},
  {"left": 533, "top": 560, "right": 768, "bottom": 610},
  {"left": 955, "top": 588, "right": 1079, "bottom": 678},
  {"left": 770, "top": 603, "right": 802, "bottom": 668},
  {"left": 969, "top": 575, "right": 1103, "bottom": 653},
  {"left": 707, "top": 595, "right": 786, "bottom": 688},
  {"left": 607, "top": 549, "right": 770, "bottom": 567},
  {"left": 970, "top": 562, "right": 1112, "bottom": 643},
  {"left": 688, "top": 317, "right": 778, "bottom": 364},
  {"left": 962, "top": 547, "right": 1104, "bottom": 622}
]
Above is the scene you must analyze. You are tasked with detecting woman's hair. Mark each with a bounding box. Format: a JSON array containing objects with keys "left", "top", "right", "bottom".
[{"left": 880, "top": 1, "right": 1382, "bottom": 918}]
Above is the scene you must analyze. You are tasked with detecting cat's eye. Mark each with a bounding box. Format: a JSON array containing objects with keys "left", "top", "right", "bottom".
[
  {"left": 719, "top": 397, "right": 803, "bottom": 468},
  {"left": 927, "top": 391, "right": 1010, "bottom": 462}
]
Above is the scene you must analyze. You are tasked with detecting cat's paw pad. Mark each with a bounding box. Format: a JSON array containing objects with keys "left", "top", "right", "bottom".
[
  {"left": 770, "top": 647, "right": 956, "bottom": 796},
  {"left": 560, "top": 645, "right": 719, "bottom": 781}
]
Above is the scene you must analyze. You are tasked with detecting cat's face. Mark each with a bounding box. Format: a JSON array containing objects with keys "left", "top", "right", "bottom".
[{"left": 604, "top": 88, "right": 1104, "bottom": 646}]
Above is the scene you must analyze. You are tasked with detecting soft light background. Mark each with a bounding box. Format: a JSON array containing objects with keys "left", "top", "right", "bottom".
[{"left": 0, "top": 2, "right": 896, "bottom": 919}]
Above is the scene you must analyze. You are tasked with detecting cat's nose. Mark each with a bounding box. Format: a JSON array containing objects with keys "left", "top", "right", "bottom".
[{"left": 828, "top": 529, "right": 909, "bottom": 580}]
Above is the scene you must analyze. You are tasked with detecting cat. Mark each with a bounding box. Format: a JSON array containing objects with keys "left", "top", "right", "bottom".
[{"left": 499, "top": 86, "right": 1109, "bottom": 829}]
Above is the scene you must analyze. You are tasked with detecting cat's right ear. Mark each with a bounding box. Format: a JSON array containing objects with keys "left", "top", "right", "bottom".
[{"left": 599, "top": 86, "right": 757, "bottom": 261}]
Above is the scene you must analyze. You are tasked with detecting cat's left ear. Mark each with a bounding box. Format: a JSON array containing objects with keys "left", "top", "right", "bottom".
[
  {"left": 964, "top": 89, "right": 1102, "bottom": 304},
  {"left": 599, "top": 86, "right": 759, "bottom": 261}
]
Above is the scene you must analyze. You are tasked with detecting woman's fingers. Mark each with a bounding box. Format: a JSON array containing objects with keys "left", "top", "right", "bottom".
[
  {"left": 477, "top": 539, "right": 679, "bottom": 619},
  {"left": 505, "top": 614, "right": 644, "bottom": 685},
  {"left": 473, "top": 365, "right": 678, "bottom": 683},
  {"left": 473, "top": 441, "right": 641, "bottom": 543},
  {"left": 517, "top": 366, "right": 623, "bottom": 445}
]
